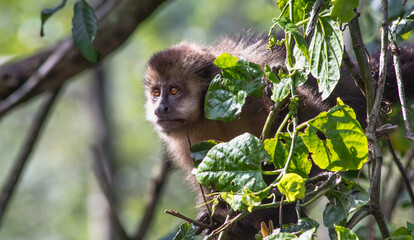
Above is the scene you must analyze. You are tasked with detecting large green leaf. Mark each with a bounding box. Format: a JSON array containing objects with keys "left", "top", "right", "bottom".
[
  {"left": 72, "top": 0, "right": 100, "bottom": 63},
  {"left": 194, "top": 133, "right": 269, "bottom": 193},
  {"left": 302, "top": 99, "right": 368, "bottom": 171},
  {"left": 204, "top": 54, "right": 265, "bottom": 121},
  {"left": 277, "top": 173, "right": 306, "bottom": 202},
  {"left": 309, "top": 17, "right": 343, "bottom": 99},
  {"left": 264, "top": 133, "right": 311, "bottom": 179}
]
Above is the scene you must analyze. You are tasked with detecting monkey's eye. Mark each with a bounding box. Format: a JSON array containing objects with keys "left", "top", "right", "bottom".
[
  {"left": 170, "top": 87, "right": 179, "bottom": 96},
  {"left": 152, "top": 89, "right": 160, "bottom": 97}
]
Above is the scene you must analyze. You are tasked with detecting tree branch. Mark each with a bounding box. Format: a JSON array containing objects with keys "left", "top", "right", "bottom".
[
  {"left": 133, "top": 151, "right": 172, "bottom": 240},
  {"left": 386, "top": 138, "right": 414, "bottom": 209},
  {"left": 91, "top": 146, "right": 130, "bottom": 240},
  {"left": 390, "top": 41, "right": 414, "bottom": 140},
  {"left": 0, "top": 87, "right": 61, "bottom": 228},
  {"left": 0, "top": 0, "right": 168, "bottom": 116}
]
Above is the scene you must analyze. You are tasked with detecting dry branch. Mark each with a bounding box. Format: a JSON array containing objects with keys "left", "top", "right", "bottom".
[{"left": 0, "top": 0, "right": 168, "bottom": 116}]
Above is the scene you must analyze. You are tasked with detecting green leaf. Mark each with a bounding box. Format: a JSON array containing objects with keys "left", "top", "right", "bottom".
[
  {"left": 273, "top": 17, "right": 310, "bottom": 62},
  {"left": 277, "top": 0, "right": 314, "bottom": 23},
  {"left": 264, "top": 228, "right": 315, "bottom": 240},
  {"left": 72, "top": 0, "right": 100, "bottom": 63},
  {"left": 40, "top": 0, "right": 67, "bottom": 37},
  {"left": 277, "top": 173, "right": 306, "bottom": 202},
  {"left": 302, "top": 98, "right": 368, "bottom": 171},
  {"left": 264, "top": 133, "right": 311, "bottom": 179},
  {"left": 330, "top": 0, "right": 359, "bottom": 23},
  {"left": 220, "top": 188, "right": 263, "bottom": 212},
  {"left": 195, "top": 133, "right": 269, "bottom": 193},
  {"left": 335, "top": 226, "right": 359, "bottom": 240},
  {"left": 173, "top": 222, "right": 196, "bottom": 240},
  {"left": 205, "top": 54, "right": 265, "bottom": 121},
  {"left": 213, "top": 53, "right": 239, "bottom": 68},
  {"left": 270, "top": 71, "right": 292, "bottom": 104},
  {"left": 309, "top": 17, "right": 343, "bottom": 99},
  {"left": 323, "top": 177, "right": 369, "bottom": 228},
  {"left": 190, "top": 140, "right": 218, "bottom": 163},
  {"left": 391, "top": 227, "right": 414, "bottom": 239},
  {"left": 280, "top": 218, "right": 319, "bottom": 234},
  {"left": 407, "top": 222, "right": 414, "bottom": 236}
]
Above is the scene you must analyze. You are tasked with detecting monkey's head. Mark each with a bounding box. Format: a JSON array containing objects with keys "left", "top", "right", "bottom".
[{"left": 144, "top": 43, "right": 218, "bottom": 134}]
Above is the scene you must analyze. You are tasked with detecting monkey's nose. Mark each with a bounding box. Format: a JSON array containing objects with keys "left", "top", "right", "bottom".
[{"left": 155, "top": 105, "right": 169, "bottom": 117}]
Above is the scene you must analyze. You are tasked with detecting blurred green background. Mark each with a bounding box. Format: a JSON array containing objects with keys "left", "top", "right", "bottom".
[{"left": 0, "top": 0, "right": 412, "bottom": 239}]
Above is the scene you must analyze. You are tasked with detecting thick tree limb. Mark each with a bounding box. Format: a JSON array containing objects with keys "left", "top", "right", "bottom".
[{"left": 0, "top": 0, "right": 168, "bottom": 116}]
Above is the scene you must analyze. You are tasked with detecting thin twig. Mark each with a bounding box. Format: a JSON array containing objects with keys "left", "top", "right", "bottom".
[
  {"left": 390, "top": 41, "right": 414, "bottom": 141},
  {"left": 383, "top": 144, "right": 414, "bottom": 220},
  {"left": 348, "top": 16, "right": 375, "bottom": 115},
  {"left": 385, "top": 138, "right": 414, "bottom": 207},
  {"left": 164, "top": 209, "right": 212, "bottom": 230},
  {"left": 347, "top": 205, "right": 372, "bottom": 229},
  {"left": 305, "top": 0, "right": 324, "bottom": 42},
  {"left": 0, "top": 41, "right": 72, "bottom": 118},
  {"left": 343, "top": 48, "right": 365, "bottom": 92},
  {"left": 366, "top": 1, "right": 390, "bottom": 237},
  {"left": 0, "top": 87, "right": 61, "bottom": 228},
  {"left": 91, "top": 146, "right": 130, "bottom": 240},
  {"left": 133, "top": 151, "right": 172, "bottom": 240}
]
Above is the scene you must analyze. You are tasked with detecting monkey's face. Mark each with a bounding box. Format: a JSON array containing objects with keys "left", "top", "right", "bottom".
[{"left": 144, "top": 73, "right": 204, "bottom": 134}]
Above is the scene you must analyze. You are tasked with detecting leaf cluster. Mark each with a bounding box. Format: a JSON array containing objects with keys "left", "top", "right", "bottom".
[{"left": 174, "top": 0, "right": 414, "bottom": 239}]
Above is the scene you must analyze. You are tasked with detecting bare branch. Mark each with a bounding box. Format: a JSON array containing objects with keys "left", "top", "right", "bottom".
[
  {"left": 0, "top": 40, "right": 72, "bottom": 117},
  {"left": 390, "top": 42, "right": 414, "bottom": 141},
  {"left": 0, "top": 0, "right": 168, "bottom": 116},
  {"left": 91, "top": 146, "right": 131, "bottom": 240},
  {"left": 0, "top": 87, "right": 61, "bottom": 227},
  {"left": 386, "top": 139, "right": 414, "bottom": 209},
  {"left": 165, "top": 209, "right": 213, "bottom": 230},
  {"left": 133, "top": 151, "right": 172, "bottom": 240},
  {"left": 305, "top": 0, "right": 324, "bottom": 42}
]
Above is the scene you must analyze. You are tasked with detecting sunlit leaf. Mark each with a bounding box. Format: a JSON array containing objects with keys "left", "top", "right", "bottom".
[
  {"left": 335, "top": 226, "right": 359, "bottom": 240},
  {"left": 205, "top": 54, "right": 265, "bottom": 121},
  {"left": 309, "top": 17, "right": 343, "bottom": 99},
  {"left": 330, "top": 0, "right": 359, "bottom": 23},
  {"left": 277, "top": 173, "right": 305, "bottom": 202},
  {"left": 264, "top": 133, "right": 311, "bottom": 179},
  {"left": 302, "top": 99, "right": 368, "bottom": 171},
  {"left": 195, "top": 133, "right": 269, "bottom": 193}
]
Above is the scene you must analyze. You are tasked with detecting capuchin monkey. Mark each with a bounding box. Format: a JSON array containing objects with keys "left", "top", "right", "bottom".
[{"left": 144, "top": 34, "right": 414, "bottom": 239}]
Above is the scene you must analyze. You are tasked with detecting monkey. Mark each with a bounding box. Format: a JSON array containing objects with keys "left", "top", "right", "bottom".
[{"left": 144, "top": 34, "right": 414, "bottom": 239}]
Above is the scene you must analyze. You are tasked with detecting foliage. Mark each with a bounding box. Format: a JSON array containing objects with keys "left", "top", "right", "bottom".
[
  {"left": 171, "top": 0, "right": 414, "bottom": 239},
  {"left": 41, "top": 0, "right": 100, "bottom": 62}
]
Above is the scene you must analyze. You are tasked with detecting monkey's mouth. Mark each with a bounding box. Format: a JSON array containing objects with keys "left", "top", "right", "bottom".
[
  {"left": 157, "top": 119, "right": 185, "bottom": 123},
  {"left": 156, "top": 119, "right": 186, "bottom": 131}
]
